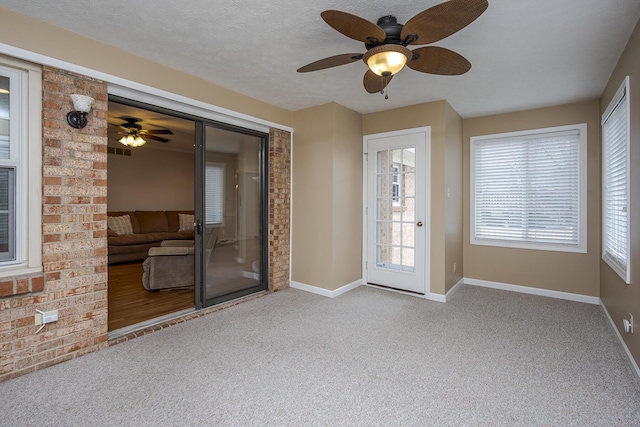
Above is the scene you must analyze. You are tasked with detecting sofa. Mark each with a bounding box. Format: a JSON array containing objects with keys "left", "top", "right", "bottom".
[
  {"left": 107, "top": 210, "right": 195, "bottom": 264},
  {"left": 142, "top": 240, "right": 194, "bottom": 290},
  {"left": 140, "top": 229, "right": 219, "bottom": 290}
]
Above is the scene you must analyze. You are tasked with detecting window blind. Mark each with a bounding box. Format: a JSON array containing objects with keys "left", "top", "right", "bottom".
[
  {"left": 602, "top": 83, "right": 630, "bottom": 282},
  {"left": 205, "top": 163, "right": 224, "bottom": 225},
  {"left": 472, "top": 129, "right": 582, "bottom": 249}
]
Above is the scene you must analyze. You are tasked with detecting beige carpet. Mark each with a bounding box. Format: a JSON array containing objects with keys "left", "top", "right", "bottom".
[{"left": 1, "top": 285, "right": 639, "bottom": 426}]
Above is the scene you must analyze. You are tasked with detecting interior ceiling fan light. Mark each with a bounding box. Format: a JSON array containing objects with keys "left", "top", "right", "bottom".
[
  {"left": 119, "top": 134, "right": 146, "bottom": 148},
  {"left": 363, "top": 45, "right": 412, "bottom": 76}
]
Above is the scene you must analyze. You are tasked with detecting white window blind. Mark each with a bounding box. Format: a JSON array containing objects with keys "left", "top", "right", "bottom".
[
  {"left": 205, "top": 163, "right": 224, "bottom": 225},
  {"left": 602, "top": 78, "right": 630, "bottom": 283},
  {"left": 471, "top": 125, "right": 586, "bottom": 252}
]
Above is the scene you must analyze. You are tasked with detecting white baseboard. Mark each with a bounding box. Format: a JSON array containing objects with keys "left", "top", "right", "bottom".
[
  {"left": 600, "top": 301, "right": 640, "bottom": 379},
  {"left": 464, "top": 278, "right": 600, "bottom": 305},
  {"left": 425, "top": 292, "right": 445, "bottom": 302},
  {"left": 425, "top": 278, "right": 464, "bottom": 302},
  {"left": 290, "top": 279, "right": 362, "bottom": 298}
]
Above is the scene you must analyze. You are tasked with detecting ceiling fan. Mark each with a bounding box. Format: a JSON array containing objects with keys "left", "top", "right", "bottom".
[
  {"left": 111, "top": 117, "right": 174, "bottom": 148},
  {"left": 297, "top": 0, "right": 488, "bottom": 95}
]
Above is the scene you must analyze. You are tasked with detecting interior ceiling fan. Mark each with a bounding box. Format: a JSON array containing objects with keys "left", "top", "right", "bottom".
[
  {"left": 297, "top": 0, "right": 488, "bottom": 95},
  {"left": 112, "top": 117, "right": 174, "bottom": 148}
]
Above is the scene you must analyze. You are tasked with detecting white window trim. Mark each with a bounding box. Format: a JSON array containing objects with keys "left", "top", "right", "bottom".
[
  {"left": 601, "top": 76, "right": 631, "bottom": 284},
  {"left": 470, "top": 123, "right": 588, "bottom": 253},
  {"left": 0, "top": 55, "right": 42, "bottom": 278}
]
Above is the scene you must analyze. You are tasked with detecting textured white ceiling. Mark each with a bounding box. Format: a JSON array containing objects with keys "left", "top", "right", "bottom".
[{"left": 1, "top": 0, "right": 639, "bottom": 117}]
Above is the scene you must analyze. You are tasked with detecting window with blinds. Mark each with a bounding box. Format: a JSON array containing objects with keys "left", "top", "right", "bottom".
[
  {"left": 205, "top": 163, "right": 225, "bottom": 225},
  {"left": 602, "top": 77, "right": 631, "bottom": 283},
  {"left": 470, "top": 124, "right": 587, "bottom": 252}
]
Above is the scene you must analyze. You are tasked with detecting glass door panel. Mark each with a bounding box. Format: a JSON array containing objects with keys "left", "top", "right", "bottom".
[
  {"left": 375, "top": 147, "right": 416, "bottom": 273},
  {"left": 199, "top": 124, "right": 267, "bottom": 307}
]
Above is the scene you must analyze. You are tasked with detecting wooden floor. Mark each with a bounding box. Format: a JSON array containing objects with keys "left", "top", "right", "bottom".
[{"left": 108, "top": 261, "right": 194, "bottom": 332}]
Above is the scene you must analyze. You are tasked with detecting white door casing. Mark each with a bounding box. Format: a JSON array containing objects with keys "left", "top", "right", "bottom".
[{"left": 363, "top": 127, "right": 430, "bottom": 295}]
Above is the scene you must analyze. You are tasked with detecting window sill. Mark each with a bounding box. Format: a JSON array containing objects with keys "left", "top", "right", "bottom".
[
  {"left": 602, "top": 253, "right": 630, "bottom": 284},
  {"left": 471, "top": 238, "right": 587, "bottom": 254},
  {"left": 0, "top": 269, "right": 44, "bottom": 297}
]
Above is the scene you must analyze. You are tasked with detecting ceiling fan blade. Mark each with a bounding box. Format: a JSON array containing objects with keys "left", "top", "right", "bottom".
[
  {"left": 363, "top": 69, "right": 393, "bottom": 94},
  {"left": 401, "top": 0, "right": 488, "bottom": 45},
  {"left": 297, "top": 53, "right": 364, "bottom": 73},
  {"left": 321, "top": 10, "right": 386, "bottom": 44},
  {"left": 145, "top": 134, "right": 171, "bottom": 143},
  {"left": 407, "top": 46, "right": 471, "bottom": 75},
  {"left": 144, "top": 129, "right": 174, "bottom": 135}
]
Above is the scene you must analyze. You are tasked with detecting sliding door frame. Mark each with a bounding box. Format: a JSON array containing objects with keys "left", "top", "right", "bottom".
[
  {"left": 109, "top": 95, "right": 270, "bottom": 310},
  {"left": 195, "top": 120, "right": 269, "bottom": 309}
]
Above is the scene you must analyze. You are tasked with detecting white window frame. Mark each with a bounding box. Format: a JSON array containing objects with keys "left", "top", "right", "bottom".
[
  {"left": 0, "top": 56, "right": 41, "bottom": 278},
  {"left": 205, "top": 162, "right": 225, "bottom": 226},
  {"left": 470, "top": 124, "right": 587, "bottom": 253},
  {"left": 602, "top": 77, "right": 631, "bottom": 284}
]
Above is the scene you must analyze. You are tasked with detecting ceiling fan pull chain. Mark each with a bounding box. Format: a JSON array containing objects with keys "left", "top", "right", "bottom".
[{"left": 383, "top": 75, "right": 390, "bottom": 100}]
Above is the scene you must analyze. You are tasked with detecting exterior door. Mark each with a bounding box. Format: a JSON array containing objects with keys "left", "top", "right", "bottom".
[{"left": 364, "top": 128, "right": 429, "bottom": 294}]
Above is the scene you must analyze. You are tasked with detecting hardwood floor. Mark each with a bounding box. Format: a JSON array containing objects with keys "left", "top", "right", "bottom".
[{"left": 108, "top": 261, "right": 194, "bottom": 332}]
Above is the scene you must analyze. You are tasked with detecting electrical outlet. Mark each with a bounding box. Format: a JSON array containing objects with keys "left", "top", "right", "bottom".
[
  {"left": 35, "top": 309, "right": 58, "bottom": 326},
  {"left": 453, "top": 262, "right": 456, "bottom": 273}
]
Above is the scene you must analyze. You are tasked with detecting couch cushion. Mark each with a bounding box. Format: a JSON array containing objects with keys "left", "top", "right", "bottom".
[
  {"left": 108, "top": 233, "right": 159, "bottom": 246},
  {"left": 179, "top": 213, "right": 195, "bottom": 231},
  {"left": 166, "top": 210, "right": 195, "bottom": 232},
  {"left": 107, "top": 214, "right": 133, "bottom": 236},
  {"left": 135, "top": 211, "right": 169, "bottom": 233},
  {"left": 108, "top": 211, "right": 140, "bottom": 234}
]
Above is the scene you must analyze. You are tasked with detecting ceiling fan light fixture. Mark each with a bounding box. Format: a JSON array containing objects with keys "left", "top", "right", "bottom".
[
  {"left": 363, "top": 45, "right": 411, "bottom": 76},
  {"left": 119, "top": 134, "right": 146, "bottom": 148}
]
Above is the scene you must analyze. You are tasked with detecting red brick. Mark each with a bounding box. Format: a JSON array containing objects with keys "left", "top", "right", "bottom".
[
  {"left": 43, "top": 234, "right": 61, "bottom": 243},
  {"left": 31, "top": 276, "right": 44, "bottom": 292},
  {"left": 0, "top": 280, "right": 13, "bottom": 297},
  {"left": 15, "top": 279, "right": 29, "bottom": 295}
]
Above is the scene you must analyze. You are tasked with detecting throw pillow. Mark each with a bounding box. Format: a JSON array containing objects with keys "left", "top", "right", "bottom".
[
  {"left": 179, "top": 213, "right": 195, "bottom": 231},
  {"left": 108, "top": 214, "right": 134, "bottom": 236}
]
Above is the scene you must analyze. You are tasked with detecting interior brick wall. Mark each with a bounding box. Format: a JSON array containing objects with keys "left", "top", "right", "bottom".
[
  {"left": 268, "top": 129, "right": 291, "bottom": 291},
  {"left": 0, "top": 66, "right": 291, "bottom": 382},
  {"left": 0, "top": 67, "right": 109, "bottom": 382}
]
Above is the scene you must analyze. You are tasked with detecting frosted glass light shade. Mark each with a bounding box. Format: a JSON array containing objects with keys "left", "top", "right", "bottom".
[
  {"left": 119, "top": 135, "right": 146, "bottom": 147},
  {"left": 363, "top": 45, "right": 412, "bottom": 77},
  {"left": 70, "top": 94, "right": 94, "bottom": 113}
]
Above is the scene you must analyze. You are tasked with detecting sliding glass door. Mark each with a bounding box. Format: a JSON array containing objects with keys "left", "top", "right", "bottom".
[{"left": 195, "top": 122, "right": 268, "bottom": 308}]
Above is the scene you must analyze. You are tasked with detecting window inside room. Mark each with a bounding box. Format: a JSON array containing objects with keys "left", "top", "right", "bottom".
[
  {"left": 0, "top": 57, "right": 42, "bottom": 276},
  {"left": 602, "top": 77, "right": 631, "bottom": 283},
  {"left": 470, "top": 124, "right": 587, "bottom": 253},
  {"left": 205, "top": 162, "right": 225, "bottom": 225}
]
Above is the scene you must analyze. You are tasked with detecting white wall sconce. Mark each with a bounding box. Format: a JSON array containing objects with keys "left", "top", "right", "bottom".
[{"left": 66, "top": 94, "right": 94, "bottom": 129}]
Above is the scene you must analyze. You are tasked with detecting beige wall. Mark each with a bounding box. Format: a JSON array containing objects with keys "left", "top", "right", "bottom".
[
  {"left": 445, "top": 103, "right": 464, "bottom": 292},
  {"left": 462, "top": 100, "right": 601, "bottom": 296},
  {"left": 600, "top": 19, "right": 640, "bottom": 368},
  {"left": 107, "top": 147, "right": 194, "bottom": 212},
  {"left": 291, "top": 103, "right": 362, "bottom": 291},
  {"left": 363, "top": 100, "right": 452, "bottom": 295},
  {"left": 332, "top": 105, "right": 364, "bottom": 288},
  {"left": 291, "top": 104, "right": 338, "bottom": 289},
  {"left": 0, "top": 7, "right": 293, "bottom": 128}
]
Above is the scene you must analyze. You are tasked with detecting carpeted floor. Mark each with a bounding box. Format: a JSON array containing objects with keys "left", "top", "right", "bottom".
[{"left": 2, "top": 285, "right": 639, "bottom": 426}]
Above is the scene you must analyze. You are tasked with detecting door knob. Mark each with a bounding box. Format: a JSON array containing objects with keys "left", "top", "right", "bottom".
[{"left": 417, "top": 221, "right": 423, "bottom": 227}]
